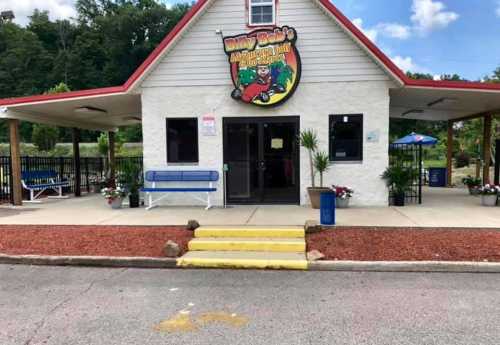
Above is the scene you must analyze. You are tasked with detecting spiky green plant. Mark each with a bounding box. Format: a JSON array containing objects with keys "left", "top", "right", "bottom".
[
  {"left": 381, "top": 165, "right": 415, "bottom": 196},
  {"left": 299, "top": 129, "right": 319, "bottom": 187},
  {"left": 313, "top": 151, "right": 330, "bottom": 187}
]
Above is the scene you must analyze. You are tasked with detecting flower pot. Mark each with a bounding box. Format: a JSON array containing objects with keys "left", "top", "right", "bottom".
[
  {"left": 393, "top": 192, "right": 405, "bottom": 207},
  {"left": 110, "top": 197, "right": 123, "bottom": 209},
  {"left": 307, "top": 187, "right": 332, "bottom": 209},
  {"left": 481, "top": 194, "right": 498, "bottom": 207},
  {"left": 336, "top": 197, "right": 350, "bottom": 209},
  {"left": 129, "top": 193, "right": 140, "bottom": 208}
]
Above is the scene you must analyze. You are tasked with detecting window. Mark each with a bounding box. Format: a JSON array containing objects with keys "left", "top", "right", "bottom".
[
  {"left": 166, "top": 118, "right": 199, "bottom": 163},
  {"left": 249, "top": 0, "right": 275, "bottom": 26},
  {"left": 329, "top": 114, "right": 363, "bottom": 161}
]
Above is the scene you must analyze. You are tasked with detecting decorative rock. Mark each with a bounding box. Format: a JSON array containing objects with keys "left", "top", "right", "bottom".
[
  {"left": 307, "top": 250, "right": 325, "bottom": 261},
  {"left": 163, "top": 240, "right": 181, "bottom": 258},
  {"left": 187, "top": 220, "right": 200, "bottom": 231},
  {"left": 304, "top": 220, "right": 321, "bottom": 233}
]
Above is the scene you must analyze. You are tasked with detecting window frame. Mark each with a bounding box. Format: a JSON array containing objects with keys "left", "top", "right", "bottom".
[
  {"left": 248, "top": 0, "right": 276, "bottom": 27},
  {"left": 166, "top": 117, "right": 199, "bottom": 164},
  {"left": 328, "top": 114, "right": 364, "bottom": 162}
]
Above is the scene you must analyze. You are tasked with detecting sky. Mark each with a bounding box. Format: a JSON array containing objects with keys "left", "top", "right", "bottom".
[{"left": 2, "top": 0, "right": 500, "bottom": 81}]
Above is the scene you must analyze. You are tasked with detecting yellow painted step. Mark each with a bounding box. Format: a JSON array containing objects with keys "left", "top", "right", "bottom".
[
  {"left": 194, "top": 226, "right": 304, "bottom": 239},
  {"left": 177, "top": 251, "right": 308, "bottom": 270},
  {"left": 188, "top": 237, "right": 306, "bottom": 252}
]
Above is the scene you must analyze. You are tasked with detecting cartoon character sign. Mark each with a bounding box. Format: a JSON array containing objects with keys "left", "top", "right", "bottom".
[{"left": 223, "top": 26, "right": 301, "bottom": 107}]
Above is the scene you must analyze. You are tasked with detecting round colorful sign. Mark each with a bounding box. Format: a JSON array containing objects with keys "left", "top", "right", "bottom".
[{"left": 223, "top": 26, "right": 301, "bottom": 107}]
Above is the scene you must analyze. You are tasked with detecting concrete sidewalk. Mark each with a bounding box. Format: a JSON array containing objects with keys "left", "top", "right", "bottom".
[{"left": 0, "top": 187, "right": 498, "bottom": 227}]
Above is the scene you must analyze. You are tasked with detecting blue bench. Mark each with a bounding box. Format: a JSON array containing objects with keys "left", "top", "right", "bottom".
[
  {"left": 21, "top": 170, "right": 70, "bottom": 202},
  {"left": 141, "top": 170, "right": 219, "bottom": 210}
]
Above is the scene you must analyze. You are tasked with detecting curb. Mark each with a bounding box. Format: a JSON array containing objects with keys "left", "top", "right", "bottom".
[
  {"left": 308, "top": 260, "right": 500, "bottom": 273},
  {"left": 0, "top": 254, "right": 178, "bottom": 269},
  {"left": 2, "top": 254, "right": 500, "bottom": 273}
]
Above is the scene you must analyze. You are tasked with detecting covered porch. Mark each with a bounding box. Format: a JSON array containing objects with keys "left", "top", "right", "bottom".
[
  {"left": 0, "top": 91, "right": 142, "bottom": 205},
  {"left": 0, "top": 187, "right": 498, "bottom": 228},
  {"left": 391, "top": 84, "right": 500, "bottom": 186}
]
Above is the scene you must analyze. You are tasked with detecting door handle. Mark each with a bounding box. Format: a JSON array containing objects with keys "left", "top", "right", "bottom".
[{"left": 258, "top": 161, "right": 266, "bottom": 171}]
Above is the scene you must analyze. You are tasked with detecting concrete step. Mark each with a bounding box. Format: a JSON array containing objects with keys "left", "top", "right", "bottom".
[
  {"left": 188, "top": 237, "right": 306, "bottom": 252},
  {"left": 177, "top": 251, "right": 308, "bottom": 270},
  {"left": 194, "top": 226, "right": 305, "bottom": 239}
]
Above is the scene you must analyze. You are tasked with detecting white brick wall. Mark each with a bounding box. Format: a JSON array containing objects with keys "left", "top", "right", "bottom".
[{"left": 141, "top": 80, "right": 391, "bottom": 207}]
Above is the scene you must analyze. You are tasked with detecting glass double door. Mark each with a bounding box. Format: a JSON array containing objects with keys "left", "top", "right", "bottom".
[{"left": 223, "top": 117, "right": 300, "bottom": 204}]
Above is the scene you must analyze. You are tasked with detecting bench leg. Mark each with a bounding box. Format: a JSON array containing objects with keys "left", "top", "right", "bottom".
[
  {"left": 23, "top": 189, "right": 43, "bottom": 203},
  {"left": 47, "top": 186, "right": 69, "bottom": 199},
  {"left": 145, "top": 192, "right": 160, "bottom": 211},
  {"left": 205, "top": 192, "right": 212, "bottom": 210}
]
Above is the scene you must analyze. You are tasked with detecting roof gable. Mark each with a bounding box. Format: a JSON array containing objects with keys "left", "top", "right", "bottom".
[{"left": 2, "top": 0, "right": 500, "bottom": 107}]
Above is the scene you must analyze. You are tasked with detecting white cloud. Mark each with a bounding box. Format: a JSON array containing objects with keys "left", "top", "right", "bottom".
[
  {"left": 2, "top": 0, "right": 76, "bottom": 26},
  {"left": 411, "top": 0, "right": 459, "bottom": 35},
  {"left": 352, "top": 18, "right": 379, "bottom": 42},
  {"left": 391, "top": 55, "right": 429, "bottom": 73},
  {"left": 353, "top": 18, "right": 411, "bottom": 42},
  {"left": 377, "top": 23, "right": 412, "bottom": 40}
]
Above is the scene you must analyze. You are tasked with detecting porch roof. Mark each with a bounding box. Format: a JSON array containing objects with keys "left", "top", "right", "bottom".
[
  {"left": 390, "top": 84, "right": 500, "bottom": 122},
  {"left": 0, "top": 92, "right": 141, "bottom": 131}
]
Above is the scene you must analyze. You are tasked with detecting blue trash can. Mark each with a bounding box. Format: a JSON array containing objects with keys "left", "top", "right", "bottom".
[
  {"left": 428, "top": 167, "right": 447, "bottom": 187},
  {"left": 320, "top": 191, "right": 336, "bottom": 226}
]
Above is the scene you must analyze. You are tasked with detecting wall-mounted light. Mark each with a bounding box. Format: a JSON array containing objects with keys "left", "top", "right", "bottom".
[
  {"left": 123, "top": 116, "right": 142, "bottom": 122},
  {"left": 427, "top": 97, "right": 458, "bottom": 108},
  {"left": 402, "top": 109, "right": 424, "bottom": 117},
  {"left": 74, "top": 106, "right": 107, "bottom": 114}
]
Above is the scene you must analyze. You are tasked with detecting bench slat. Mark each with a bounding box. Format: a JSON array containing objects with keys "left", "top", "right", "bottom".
[
  {"left": 22, "top": 170, "right": 58, "bottom": 180},
  {"left": 145, "top": 170, "right": 219, "bottom": 182},
  {"left": 141, "top": 188, "right": 216, "bottom": 192},
  {"left": 25, "top": 182, "right": 69, "bottom": 189}
]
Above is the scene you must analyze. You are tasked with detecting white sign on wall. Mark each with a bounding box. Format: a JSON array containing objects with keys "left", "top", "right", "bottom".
[
  {"left": 366, "top": 130, "right": 380, "bottom": 143},
  {"left": 201, "top": 114, "right": 216, "bottom": 136}
]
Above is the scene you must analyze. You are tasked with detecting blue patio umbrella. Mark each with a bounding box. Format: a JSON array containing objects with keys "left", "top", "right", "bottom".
[{"left": 393, "top": 132, "right": 438, "bottom": 146}]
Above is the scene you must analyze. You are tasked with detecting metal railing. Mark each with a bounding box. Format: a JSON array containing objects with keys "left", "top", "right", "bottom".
[{"left": 0, "top": 156, "right": 143, "bottom": 203}]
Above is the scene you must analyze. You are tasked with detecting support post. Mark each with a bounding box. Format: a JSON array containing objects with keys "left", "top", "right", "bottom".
[
  {"left": 483, "top": 115, "right": 492, "bottom": 184},
  {"left": 446, "top": 120, "right": 453, "bottom": 187},
  {"left": 8, "top": 119, "right": 23, "bottom": 206},
  {"left": 73, "top": 128, "right": 81, "bottom": 197},
  {"left": 495, "top": 139, "right": 499, "bottom": 185},
  {"left": 418, "top": 144, "right": 423, "bottom": 204},
  {"left": 108, "top": 131, "right": 116, "bottom": 184}
]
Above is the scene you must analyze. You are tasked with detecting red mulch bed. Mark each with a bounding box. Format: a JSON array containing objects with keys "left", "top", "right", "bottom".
[
  {"left": 307, "top": 227, "right": 500, "bottom": 262},
  {"left": 0, "top": 225, "right": 193, "bottom": 257}
]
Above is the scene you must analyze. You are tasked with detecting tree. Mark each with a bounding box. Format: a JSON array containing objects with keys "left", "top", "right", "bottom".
[
  {"left": 31, "top": 124, "right": 59, "bottom": 151},
  {"left": 0, "top": 22, "right": 53, "bottom": 98}
]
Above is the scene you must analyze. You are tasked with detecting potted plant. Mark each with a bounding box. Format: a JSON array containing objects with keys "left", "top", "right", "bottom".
[
  {"left": 477, "top": 184, "right": 499, "bottom": 207},
  {"left": 101, "top": 187, "right": 127, "bottom": 209},
  {"left": 300, "top": 130, "right": 330, "bottom": 209},
  {"left": 381, "top": 165, "right": 414, "bottom": 207},
  {"left": 333, "top": 185, "right": 354, "bottom": 208},
  {"left": 89, "top": 176, "right": 108, "bottom": 194},
  {"left": 462, "top": 175, "right": 481, "bottom": 195},
  {"left": 119, "top": 161, "right": 143, "bottom": 208}
]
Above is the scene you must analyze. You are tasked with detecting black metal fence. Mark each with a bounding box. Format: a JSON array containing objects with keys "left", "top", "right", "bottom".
[
  {"left": 0, "top": 156, "right": 143, "bottom": 203},
  {"left": 388, "top": 144, "right": 422, "bottom": 205}
]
